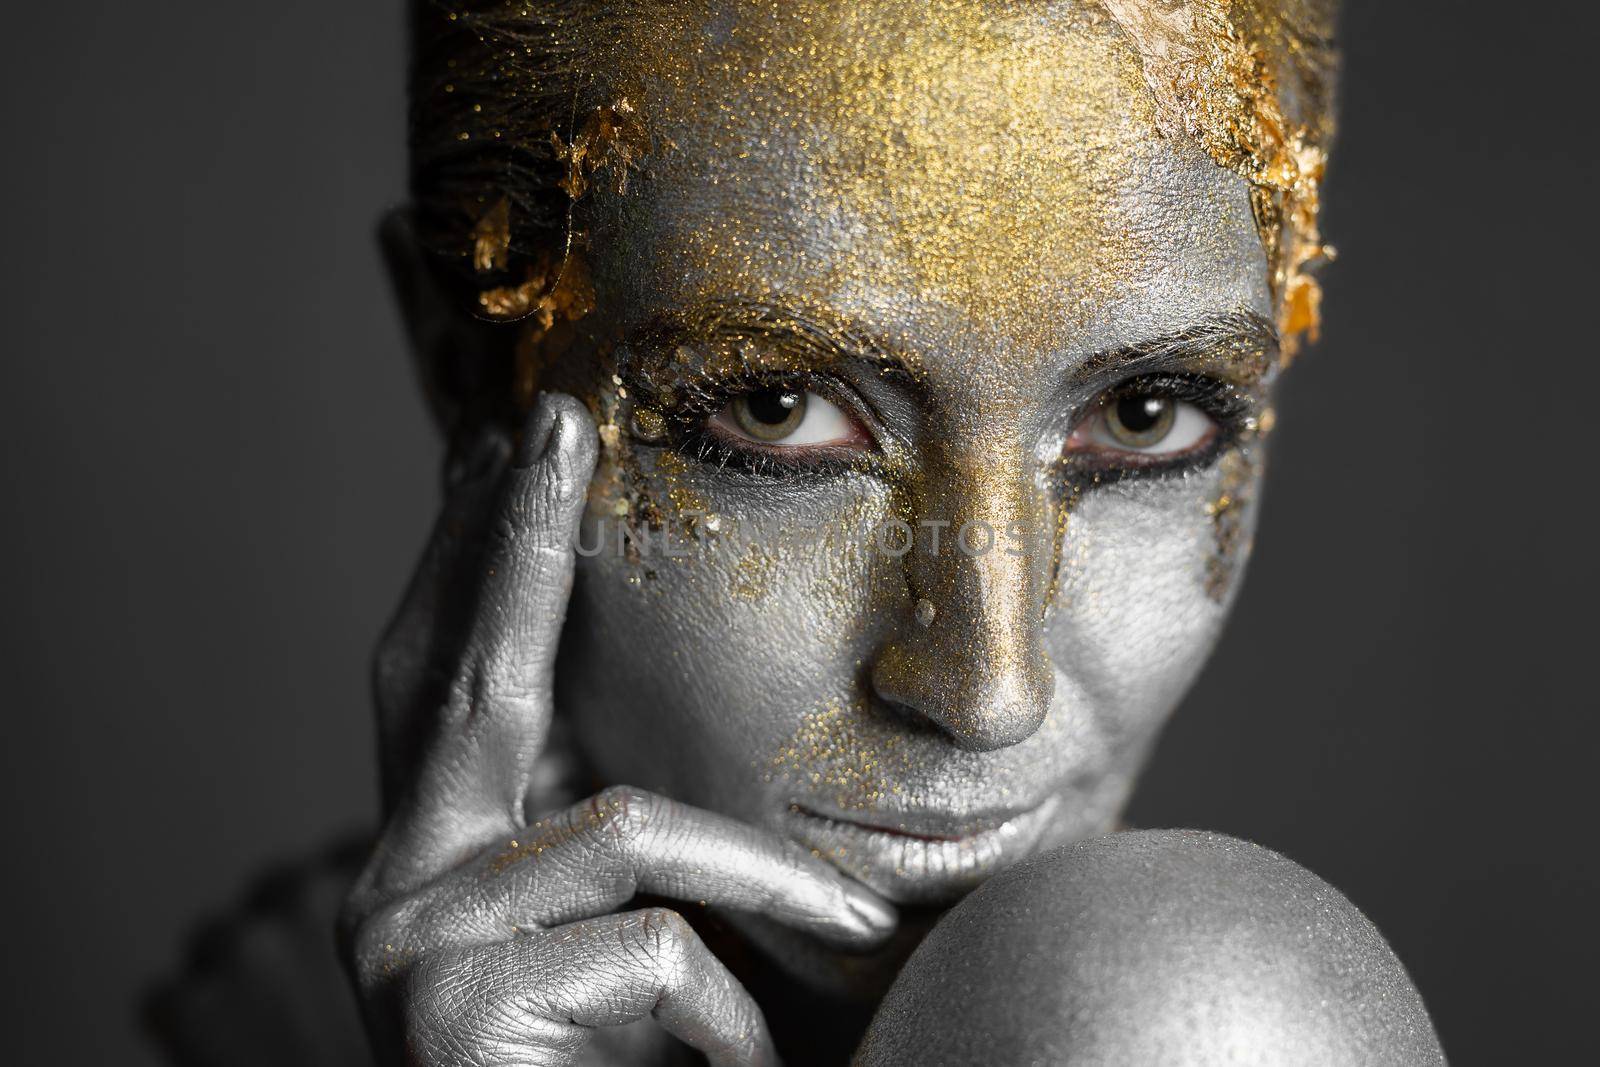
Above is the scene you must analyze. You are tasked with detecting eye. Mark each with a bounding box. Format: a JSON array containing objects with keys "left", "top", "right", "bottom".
[
  {"left": 1066, "top": 391, "right": 1218, "bottom": 461},
  {"left": 708, "top": 386, "right": 868, "bottom": 450}
]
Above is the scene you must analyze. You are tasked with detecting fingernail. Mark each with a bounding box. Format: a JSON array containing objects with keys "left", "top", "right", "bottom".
[
  {"left": 844, "top": 885, "right": 897, "bottom": 934},
  {"left": 514, "top": 392, "right": 560, "bottom": 469}
]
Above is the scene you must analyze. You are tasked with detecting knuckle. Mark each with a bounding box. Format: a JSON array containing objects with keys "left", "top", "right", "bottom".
[
  {"left": 590, "top": 785, "right": 662, "bottom": 847},
  {"left": 633, "top": 906, "right": 694, "bottom": 971}
]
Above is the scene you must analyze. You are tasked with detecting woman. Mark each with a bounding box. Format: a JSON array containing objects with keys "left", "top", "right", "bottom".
[{"left": 170, "top": 2, "right": 1442, "bottom": 1064}]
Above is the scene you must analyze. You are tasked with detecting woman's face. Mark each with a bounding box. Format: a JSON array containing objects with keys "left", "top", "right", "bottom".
[{"left": 551, "top": 0, "right": 1278, "bottom": 908}]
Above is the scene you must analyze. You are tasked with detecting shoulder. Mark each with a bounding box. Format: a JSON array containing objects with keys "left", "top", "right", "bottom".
[{"left": 859, "top": 830, "right": 1445, "bottom": 1067}]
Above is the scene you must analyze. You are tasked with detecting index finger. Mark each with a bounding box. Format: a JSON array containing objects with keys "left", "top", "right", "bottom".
[{"left": 373, "top": 392, "right": 598, "bottom": 897}]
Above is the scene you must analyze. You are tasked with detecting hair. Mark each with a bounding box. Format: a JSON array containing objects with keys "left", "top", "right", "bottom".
[{"left": 407, "top": 2, "right": 612, "bottom": 286}]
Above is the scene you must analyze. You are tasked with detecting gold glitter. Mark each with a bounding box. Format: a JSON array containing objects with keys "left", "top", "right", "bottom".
[
  {"left": 614, "top": 1, "right": 1160, "bottom": 359},
  {"left": 652, "top": 449, "right": 709, "bottom": 525},
  {"left": 489, "top": 252, "right": 598, "bottom": 406},
  {"left": 551, "top": 98, "right": 650, "bottom": 200},
  {"left": 767, "top": 696, "right": 906, "bottom": 811},
  {"left": 471, "top": 195, "right": 512, "bottom": 275},
  {"left": 1204, "top": 446, "right": 1257, "bottom": 601},
  {"left": 1099, "top": 0, "right": 1338, "bottom": 356},
  {"left": 629, "top": 404, "right": 667, "bottom": 442},
  {"left": 487, "top": 794, "right": 630, "bottom": 875},
  {"left": 730, "top": 541, "right": 780, "bottom": 602}
]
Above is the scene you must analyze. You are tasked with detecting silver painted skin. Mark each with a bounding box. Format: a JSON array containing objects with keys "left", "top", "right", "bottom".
[
  {"left": 858, "top": 832, "right": 1445, "bottom": 1067},
  {"left": 340, "top": 392, "right": 1445, "bottom": 1065},
  {"left": 340, "top": 4, "right": 1445, "bottom": 1064}
]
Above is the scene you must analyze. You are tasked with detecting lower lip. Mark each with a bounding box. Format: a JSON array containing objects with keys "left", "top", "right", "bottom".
[{"left": 784, "top": 796, "right": 1061, "bottom": 905}]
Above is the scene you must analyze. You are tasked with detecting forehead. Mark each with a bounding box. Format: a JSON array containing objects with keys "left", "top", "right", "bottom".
[{"left": 587, "top": 0, "right": 1271, "bottom": 380}]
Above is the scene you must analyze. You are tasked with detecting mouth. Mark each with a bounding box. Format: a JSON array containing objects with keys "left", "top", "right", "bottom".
[{"left": 782, "top": 795, "right": 1062, "bottom": 905}]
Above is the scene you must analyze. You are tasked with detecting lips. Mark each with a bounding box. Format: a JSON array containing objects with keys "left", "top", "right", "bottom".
[{"left": 782, "top": 795, "right": 1061, "bottom": 905}]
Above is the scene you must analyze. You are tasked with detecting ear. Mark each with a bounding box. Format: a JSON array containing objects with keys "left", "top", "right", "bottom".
[{"left": 378, "top": 208, "right": 510, "bottom": 434}]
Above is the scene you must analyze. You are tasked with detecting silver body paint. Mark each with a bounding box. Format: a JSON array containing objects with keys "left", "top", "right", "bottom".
[
  {"left": 338, "top": 2, "right": 1444, "bottom": 1064},
  {"left": 858, "top": 832, "right": 1445, "bottom": 1066}
]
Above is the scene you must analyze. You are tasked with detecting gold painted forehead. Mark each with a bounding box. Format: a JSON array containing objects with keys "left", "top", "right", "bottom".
[
  {"left": 413, "top": 0, "right": 1337, "bottom": 355},
  {"left": 599, "top": 1, "right": 1171, "bottom": 357}
]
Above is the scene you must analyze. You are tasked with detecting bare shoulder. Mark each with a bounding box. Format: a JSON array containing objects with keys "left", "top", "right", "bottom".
[{"left": 858, "top": 830, "right": 1445, "bottom": 1067}]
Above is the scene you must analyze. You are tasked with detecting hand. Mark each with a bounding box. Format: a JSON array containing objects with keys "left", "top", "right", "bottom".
[{"left": 341, "top": 394, "right": 896, "bottom": 1066}]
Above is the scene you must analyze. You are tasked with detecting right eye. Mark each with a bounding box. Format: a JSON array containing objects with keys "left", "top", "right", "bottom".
[{"left": 708, "top": 387, "right": 870, "bottom": 450}]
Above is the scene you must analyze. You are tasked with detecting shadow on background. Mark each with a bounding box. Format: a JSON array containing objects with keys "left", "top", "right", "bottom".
[{"left": 1, "top": 2, "right": 1592, "bottom": 1063}]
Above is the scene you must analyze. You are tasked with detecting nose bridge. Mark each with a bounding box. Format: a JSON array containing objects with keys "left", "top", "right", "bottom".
[{"left": 871, "top": 439, "right": 1056, "bottom": 752}]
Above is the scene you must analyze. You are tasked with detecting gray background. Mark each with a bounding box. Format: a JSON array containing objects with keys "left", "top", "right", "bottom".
[{"left": 2, "top": 2, "right": 1593, "bottom": 1063}]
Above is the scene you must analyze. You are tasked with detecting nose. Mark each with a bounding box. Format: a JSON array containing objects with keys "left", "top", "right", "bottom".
[{"left": 869, "top": 457, "right": 1055, "bottom": 752}]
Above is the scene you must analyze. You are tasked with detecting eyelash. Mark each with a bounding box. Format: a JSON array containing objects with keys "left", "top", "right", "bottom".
[
  {"left": 632, "top": 370, "right": 1250, "bottom": 481},
  {"left": 1064, "top": 373, "right": 1250, "bottom": 479},
  {"left": 644, "top": 371, "right": 876, "bottom": 479}
]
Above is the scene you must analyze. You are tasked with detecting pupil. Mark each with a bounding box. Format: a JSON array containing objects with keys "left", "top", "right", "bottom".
[
  {"left": 747, "top": 389, "right": 801, "bottom": 426},
  {"left": 1116, "top": 396, "right": 1167, "bottom": 433}
]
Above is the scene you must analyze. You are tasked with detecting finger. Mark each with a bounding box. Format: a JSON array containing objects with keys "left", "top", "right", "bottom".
[
  {"left": 356, "top": 787, "right": 896, "bottom": 975},
  {"left": 404, "top": 908, "right": 779, "bottom": 1067},
  {"left": 377, "top": 393, "right": 598, "bottom": 895},
  {"left": 372, "top": 423, "right": 512, "bottom": 807}
]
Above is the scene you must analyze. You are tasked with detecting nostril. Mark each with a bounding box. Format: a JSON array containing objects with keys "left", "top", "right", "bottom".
[{"left": 867, "top": 692, "right": 952, "bottom": 739}]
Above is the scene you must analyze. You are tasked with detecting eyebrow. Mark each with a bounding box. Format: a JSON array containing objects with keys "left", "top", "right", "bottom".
[
  {"left": 622, "top": 301, "right": 1280, "bottom": 391},
  {"left": 1079, "top": 309, "right": 1281, "bottom": 385},
  {"left": 623, "top": 299, "right": 904, "bottom": 374}
]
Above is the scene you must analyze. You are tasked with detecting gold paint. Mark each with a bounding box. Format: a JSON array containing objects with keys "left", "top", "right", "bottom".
[
  {"left": 1099, "top": 0, "right": 1338, "bottom": 356},
  {"left": 629, "top": 404, "right": 666, "bottom": 442},
  {"left": 1204, "top": 446, "right": 1257, "bottom": 601},
  {"left": 652, "top": 448, "right": 709, "bottom": 523},
  {"left": 412, "top": 4, "right": 1336, "bottom": 738},
  {"left": 767, "top": 696, "right": 906, "bottom": 812},
  {"left": 492, "top": 252, "right": 598, "bottom": 407},
  {"left": 482, "top": 248, "right": 596, "bottom": 323},
  {"left": 730, "top": 541, "right": 780, "bottom": 602},
  {"left": 617, "top": 1, "right": 1160, "bottom": 358},
  {"left": 471, "top": 196, "right": 511, "bottom": 275},
  {"left": 486, "top": 793, "right": 630, "bottom": 875},
  {"left": 1045, "top": 477, "right": 1088, "bottom": 616},
  {"left": 417, "top": 1, "right": 1337, "bottom": 356},
  {"left": 551, "top": 98, "right": 650, "bottom": 200}
]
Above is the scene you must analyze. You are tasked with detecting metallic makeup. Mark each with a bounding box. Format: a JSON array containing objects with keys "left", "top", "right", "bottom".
[
  {"left": 531, "top": 0, "right": 1281, "bottom": 922},
  {"left": 384, "top": 0, "right": 1316, "bottom": 991}
]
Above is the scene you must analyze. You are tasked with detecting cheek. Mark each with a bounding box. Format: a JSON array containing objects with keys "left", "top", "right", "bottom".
[
  {"left": 559, "top": 456, "right": 900, "bottom": 808},
  {"left": 1046, "top": 458, "right": 1262, "bottom": 745}
]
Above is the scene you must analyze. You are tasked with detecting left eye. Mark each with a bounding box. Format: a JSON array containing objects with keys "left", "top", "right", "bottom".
[
  {"left": 1068, "top": 393, "right": 1217, "bottom": 457},
  {"left": 709, "top": 387, "right": 864, "bottom": 448}
]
